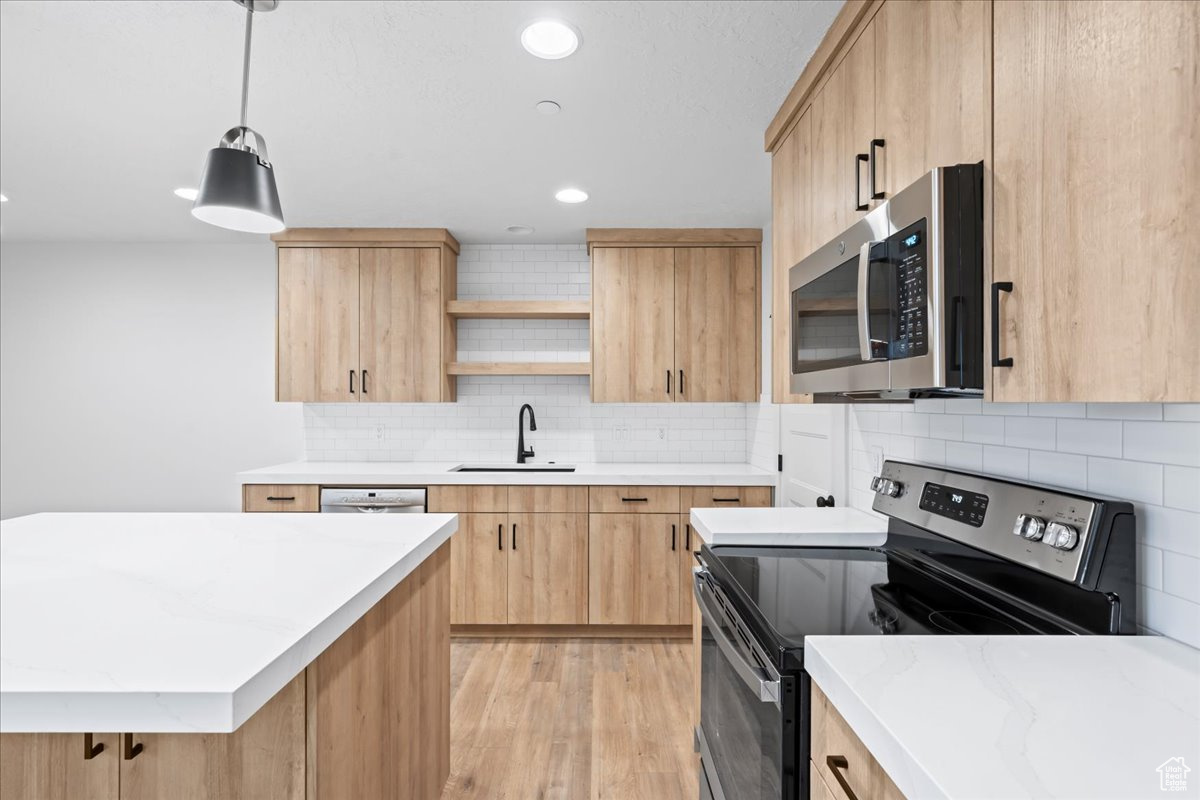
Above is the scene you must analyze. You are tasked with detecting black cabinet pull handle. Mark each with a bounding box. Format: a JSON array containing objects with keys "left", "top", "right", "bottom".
[
  {"left": 712, "top": 497, "right": 741, "bottom": 503},
  {"left": 666, "top": 369, "right": 671, "bottom": 395},
  {"left": 83, "top": 733, "right": 103, "bottom": 760},
  {"left": 512, "top": 523, "right": 518, "bottom": 551},
  {"left": 685, "top": 524, "right": 692, "bottom": 551},
  {"left": 854, "top": 154, "right": 869, "bottom": 211},
  {"left": 498, "top": 524, "right": 503, "bottom": 551},
  {"left": 122, "top": 734, "right": 142, "bottom": 761},
  {"left": 679, "top": 369, "right": 685, "bottom": 396},
  {"left": 266, "top": 496, "right": 295, "bottom": 502},
  {"left": 991, "top": 282, "right": 1014, "bottom": 368},
  {"left": 349, "top": 370, "right": 356, "bottom": 394},
  {"left": 816, "top": 495, "right": 836, "bottom": 508},
  {"left": 621, "top": 497, "right": 649, "bottom": 503},
  {"left": 869, "top": 138, "right": 885, "bottom": 199},
  {"left": 671, "top": 523, "right": 677, "bottom": 551},
  {"left": 361, "top": 369, "right": 368, "bottom": 395},
  {"left": 826, "top": 755, "right": 859, "bottom": 800}
]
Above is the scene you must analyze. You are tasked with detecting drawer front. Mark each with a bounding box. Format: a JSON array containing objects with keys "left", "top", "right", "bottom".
[
  {"left": 589, "top": 486, "right": 681, "bottom": 514},
  {"left": 811, "top": 684, "right": 906, "bottom": 800},
  {"left": 682, "top": 486, "right": 772, "bottom": 512},
  {"left": 810, "top": 761, "right": 838, "bottom": 800},
  {"left": 508, "top": 485, "right": 588, "bottom": 514},
  {"left": 428, "top": 485, "right": 508, "bottom": 513},
  {"left": 243, "top": 484, "right": 319, "bottom": 512}
]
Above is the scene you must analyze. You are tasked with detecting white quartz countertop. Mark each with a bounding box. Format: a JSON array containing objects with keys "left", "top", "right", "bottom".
[
  {"left": 805, "top": 635, "right": 1200, "bottom": 800},
  {"left": 238, "top": 461, "right": 776, "bottom": 487},
  {"left": 0, "top": 512, "right": 457, "bottom": 733},
  {"left": 689, "top": 506, "right": 888, "bottom": 547}
]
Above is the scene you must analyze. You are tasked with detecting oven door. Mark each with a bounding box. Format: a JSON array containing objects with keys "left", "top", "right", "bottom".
[
  {"left": 789, "top": 204, "right": 894, "bottom": 395},
  {"left": 695, "top": 567, "right": 796, "bottom": 800}
]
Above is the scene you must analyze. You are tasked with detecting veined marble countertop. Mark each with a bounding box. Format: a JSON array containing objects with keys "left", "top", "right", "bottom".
[
  {"left": 239, "top": 461, "right": 776, "bottom": 487},
  {"left": 806, "top": 635, "right": 1200, "bottom": 800},
  {"left": 689, "top": 506, "right": 888, "bottom": 546},
  {"left": 0, "top": 512, "right": 456, "bottom": 733}
]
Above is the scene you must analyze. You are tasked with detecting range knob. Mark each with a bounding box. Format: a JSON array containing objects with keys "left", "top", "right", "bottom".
[
  {"left": 870, "top": 477, "right": 904, "bottom": 498},
  {"left": 1045, "top": 521, "right": 1080, "bottom": 550},
  {"left": 1013, "top": 514, "right": 1046, "bottom": 541}
]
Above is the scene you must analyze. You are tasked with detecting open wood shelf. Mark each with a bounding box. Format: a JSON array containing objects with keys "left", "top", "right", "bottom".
[
  {"left": 445, "top": 300, "right": 590, "bottom": 319},
  {"left": 446, "top": 362, "right": 592, "bottom": 377}
]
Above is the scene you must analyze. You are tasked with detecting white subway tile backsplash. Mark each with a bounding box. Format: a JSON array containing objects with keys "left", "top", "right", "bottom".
[
  {"left": 1055, "top": 419, "right": 1123, "bottom": 458},
  {"left": 848, "top": 399, "right": 1200, "bottom": 648}
]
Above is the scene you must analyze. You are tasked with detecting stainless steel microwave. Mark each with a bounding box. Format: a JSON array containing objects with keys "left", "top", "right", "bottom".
[{"left": 788, "top": 164, "right": 984, "bottom": 398}]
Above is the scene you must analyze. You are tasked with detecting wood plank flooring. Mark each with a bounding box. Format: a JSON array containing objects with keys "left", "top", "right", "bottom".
[{"left": 442, "top": 638, "right": 698, "bottom": 800}]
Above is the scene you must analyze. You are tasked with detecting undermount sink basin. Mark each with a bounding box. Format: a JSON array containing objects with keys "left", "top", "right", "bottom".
[{"left": 450, "top": 464, "right": 576, "bottom": 473}]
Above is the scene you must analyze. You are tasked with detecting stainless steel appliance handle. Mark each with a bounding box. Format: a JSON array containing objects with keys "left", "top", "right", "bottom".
[
  {"left": 857, "top": 241, "right": 873, "bottom": 362},
  {"left": 320, "top": 501, "right": 423, "bottom": 509},
  {"left": 693, "top": 568, "right": 781, "bottom": 707}
]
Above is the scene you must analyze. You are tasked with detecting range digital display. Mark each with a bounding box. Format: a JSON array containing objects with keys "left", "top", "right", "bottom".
[{"left": 920, "top": 482, "right": 988, "bottom": 527}]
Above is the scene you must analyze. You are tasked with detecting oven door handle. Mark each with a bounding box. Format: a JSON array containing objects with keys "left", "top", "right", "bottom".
[{"left": 693, "top": 569, "right": 781, "bottom": 708}]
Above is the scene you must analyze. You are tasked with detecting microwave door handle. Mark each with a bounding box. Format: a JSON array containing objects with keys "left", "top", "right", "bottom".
[
  {"left": 693, "top": 569, "right": 781, "bottom": 707},
  {"left": 857, "top": 241, "right": 874, "bottom": 362}
]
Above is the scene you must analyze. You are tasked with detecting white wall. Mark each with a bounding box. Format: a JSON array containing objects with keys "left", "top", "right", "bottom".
[
  {"left": 0, "top": 242, "right": 302, "bottom": 518},
  {"left": 846, "top": 399, "right": 1200, "bottom": 647}
]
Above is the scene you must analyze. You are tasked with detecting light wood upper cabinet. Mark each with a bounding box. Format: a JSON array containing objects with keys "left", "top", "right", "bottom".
[
  {"left": 358, "top": 248, "right": 443, "bottom": 402},
  {"left": 589, "top": 513, "right": 683, "bottom": 626},
  {"left": 872, "top": 0, "right": 989, "bottom": 200},
  {"left": 771, "top": 110, "right": 814, "bottom": 405},
  {"left": 277, "top": 248, "right": 359, "bottom": 403},
  {"left": 992, "top": 0, "right": 1200, "bottom": 401},
  {"left": 674, "top": 247, "right": 758, "bottom": 402},
  {"left": 507, "top": 513, "right": 588, "bottom": 625},
  {"left": 591, "top": 247, "right": 675, "bottom": 403}
]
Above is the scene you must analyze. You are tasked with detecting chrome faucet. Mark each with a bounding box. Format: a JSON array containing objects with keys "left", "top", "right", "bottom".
[{"left": 517, "top": 404, "right": 537, "bottom": 464}]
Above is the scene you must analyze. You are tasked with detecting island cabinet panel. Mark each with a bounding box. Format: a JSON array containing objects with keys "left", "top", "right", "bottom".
[
  {"left": 242, "top": 484, "right": 320, "bottom": 512},
  {"left": 358, "top": 248, "right": 444, "bottom": 402},
  {"left": 506, "top": 513, "right": 588, "bottom": 624},
  {"left": 307, "top": 541, "right": 450, "bottom": 800},
  {"left": 588, "top": 513, "right": 683, "bottom": 626},
  {"left": 811, "top": 682, "right": 906, "bottom": 800},
  {"left": 0, "top": 733, "right": 119, "bottom": 800},
  {"left": 276, "top": 247, "right": 360, "bottom": 403},
  {"left": 991, "top": 0, "right": 1200, "bottom": 401},
  {"left": 118, "top": 674, "right": 305, "bottom": 800}
]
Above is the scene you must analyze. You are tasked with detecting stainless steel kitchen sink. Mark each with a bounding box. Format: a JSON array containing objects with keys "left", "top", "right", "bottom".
[{"left": 449, "top": 464, "right": 576, "bottom": 473}]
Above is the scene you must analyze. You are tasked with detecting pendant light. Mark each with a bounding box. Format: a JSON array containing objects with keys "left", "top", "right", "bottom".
[{"left": 192, "top": 0, "right": 284, "bottom": 234}]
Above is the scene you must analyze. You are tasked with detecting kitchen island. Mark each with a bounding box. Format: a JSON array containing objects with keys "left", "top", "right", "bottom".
[{"left": 0, "top": 511, "right": 456, "bottom": 800}]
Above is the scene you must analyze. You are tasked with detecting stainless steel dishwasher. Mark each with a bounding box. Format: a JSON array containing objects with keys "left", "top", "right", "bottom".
[{"left": 319, "top": 488, "right": 426, "bottom": 514}]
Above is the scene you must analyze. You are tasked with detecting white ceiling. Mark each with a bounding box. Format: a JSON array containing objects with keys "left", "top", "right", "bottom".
[{"left": 0, "top": 0, "right": 840, "bottom": 243}]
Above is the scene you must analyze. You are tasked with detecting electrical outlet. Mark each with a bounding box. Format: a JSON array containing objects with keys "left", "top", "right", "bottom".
[
  {"left": 657, "top": 426, "right": 666, "bottom": 440},
  {"left": 375, "top": 424, "right": 386, "bottom": 441},
  {"left": 869, "top": 445, "right": 885, "bottom": 473},
  {"left": 614, "top": 424, "right": 631, "bottom": 441}
]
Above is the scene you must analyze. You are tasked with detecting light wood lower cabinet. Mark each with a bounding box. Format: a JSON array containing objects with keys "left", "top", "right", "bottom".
[
  {"left": 507, "top": 513, "right": 588, "bottom": 624},
  {"left": 448, "top": 512, "right": 509, "bottom": 624},
  {"left": 811, "top": 682, "right": 905, "bottom": 800},
  {"left": 589, "top": 513, "right": 684, "bottom": 625},
  {"left": 0, "top": 544, "right": 450, "bottom": 800},
  {"left": 242, "top": 484, "right": 320, "bottom": 513}
]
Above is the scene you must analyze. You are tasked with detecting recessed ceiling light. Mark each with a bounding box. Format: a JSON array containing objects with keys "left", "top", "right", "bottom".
[
  {"left": 535, "top": 100, "right": 562, "bottom": 115},
  {"left": 507, "top": 225, "right": 535, "bottom": 235},
  {"left": 555, "top": 188, "right": 589, "bottom": 204},
  {"left": 521, "top": 20, "right": 580, "bottom": 60},
  {"left": 173, "top": 187, "right": 199, "bottom": 201}
]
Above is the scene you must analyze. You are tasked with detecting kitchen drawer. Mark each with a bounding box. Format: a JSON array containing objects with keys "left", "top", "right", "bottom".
[
  {"left": 681, "top": 485, "right": 772, "bottom": 512},
  {"left": 508, "top": 485, "right": 587, "bottom": 514},
  {"left": 811, "top": 683, "right": 905, "bottom": 800},
  {"left": 242, "top": 484, "right": 319, "bottom": 512},
  {"left": 811, "top": 761, "right": 839, "bottom": 800},
  {"left": 588, "top": 486, "right": 681, "bottom": 514},
  {"left": 428, "top": 485, "right": 507, "bottom": 513}
]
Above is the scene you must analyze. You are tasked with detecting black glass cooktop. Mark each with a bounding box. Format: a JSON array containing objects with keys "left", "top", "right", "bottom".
[{"left": 700, "top": 534, "right": 1117, "bottom": 671}]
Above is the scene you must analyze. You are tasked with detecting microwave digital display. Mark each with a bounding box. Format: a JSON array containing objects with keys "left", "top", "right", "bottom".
[
  {"left": 903, "top": 232, "right": 921, "bottom": 249},
  {"left": 891, "top": 220, "right": 929, "bottom": 360}
]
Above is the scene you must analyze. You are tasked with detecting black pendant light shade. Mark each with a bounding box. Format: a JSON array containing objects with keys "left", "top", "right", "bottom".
[{"left": 192, "top": 126, "right": 284, "bottom": 234}]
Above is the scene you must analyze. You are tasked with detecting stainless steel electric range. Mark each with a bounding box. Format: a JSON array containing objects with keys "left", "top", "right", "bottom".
[{"left": 693, "top": 460, "right": 1137, "bottom": 800}]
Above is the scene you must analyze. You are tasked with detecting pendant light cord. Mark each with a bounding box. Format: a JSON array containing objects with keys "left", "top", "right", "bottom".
[{"left": 239, "top": 4, "right": 253, "bottom": 129}]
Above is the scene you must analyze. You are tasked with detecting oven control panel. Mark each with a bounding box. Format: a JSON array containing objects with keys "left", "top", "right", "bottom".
[
  {"left": 919, "top": 482, "right": 989, "bottom": 527},
  {"left": 891, "top": 223, "right": 929, "bottom": 360}
]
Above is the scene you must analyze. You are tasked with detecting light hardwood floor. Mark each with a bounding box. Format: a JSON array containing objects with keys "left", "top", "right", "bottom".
[{"left": 442, "top": 638, "right": 698, "bottom": 800}]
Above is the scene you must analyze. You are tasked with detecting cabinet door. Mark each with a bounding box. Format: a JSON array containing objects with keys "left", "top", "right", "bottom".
[
  {"left": 679, "top": 515, "right": 701, "bottom": 636},
  {"left": 809, "top": 24, "right": 876, "bottom": 250},
  {"left": 119, "top": 674, "right": 304, "bottom": 800},
  {"left": 591, "top": 247, "right": 675, "bottom": 403},
  {"left": 873, "top": 0, "right": 989, "bottom": 199},
  {"left": 507, "top": 513, "right": 588, "bottom": 624},
  {"left": 674, "top": 247, "right": 758, "bottom": 402},
  {"left": 359, "top": 248, "right": 443, "bottom": 402},
  {"left": 0, "top": 733, "right": 119, "bottom": 800},
  {"left": 771, "top": 109, "right": 815, "bottom": 404},
  {"left": 588, "top": 513, "right": 682, "bottom": 625},
  {"left": 993, "top": 0, "right": 1200, "bottom": 402},
  {"left": 277, "top": 248, "right": 360, "bottom": 402},
  {"left": 449, "top": 512, "right": 508, "bottom": 625}
]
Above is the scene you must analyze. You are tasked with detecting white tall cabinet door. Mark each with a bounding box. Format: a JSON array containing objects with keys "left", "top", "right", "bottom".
[{"left": 779, "top": 405, "right": 846, "bottom": 508}]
